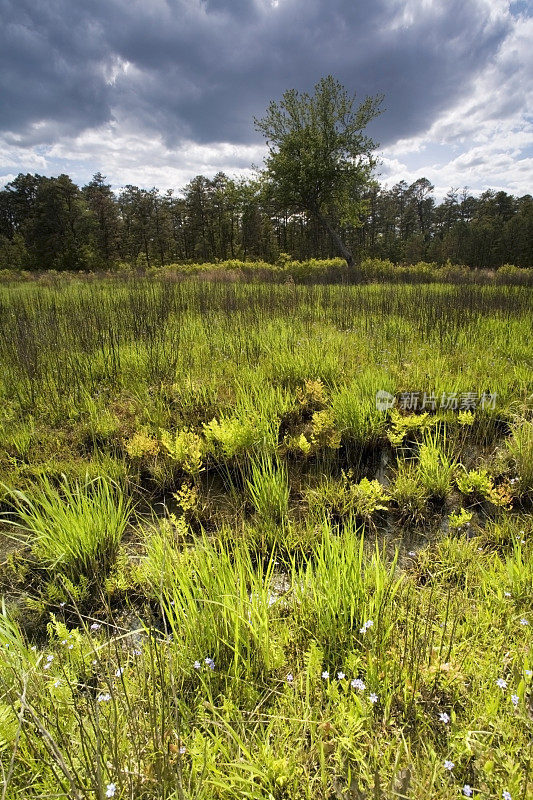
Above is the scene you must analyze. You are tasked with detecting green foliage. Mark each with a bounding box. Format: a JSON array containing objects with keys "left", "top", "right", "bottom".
[
  {"left": 390, "top": 460, "right": 429, "bottom": 522},
  {"left": 203, "top": 416, "right": 258, "bottom": 460},
  {"left": 246, "top": 456, "right": 289, "bottom": 525},
  {"left": 0, "top": 274, "right": 532, "bottom": 799},
  {"left": 160, "top": 427, "right": 204, "bottom": 475},
  {"left": 506, "top": 419, "right": 533, "bottom": 497},
  {"left": 448, "top": 507, "right": 474, "bottom": 532},
  {"left": 4, "top": 474, "right": 131, "bottom": 584},
  {"left": 417, "top": 429, "right": 457, "bottom": 500},
  {"left": 456, "top": 468, "right": 512, "bottom": 508},
  {"left": 255, "top": 76, "right": 383, "bottom": 264},
  {"left": 388, "top": 410, "right": 431, "bottom": 447},
  {"left": 305, "top": 472, "right": 389, "bottom": 523}
]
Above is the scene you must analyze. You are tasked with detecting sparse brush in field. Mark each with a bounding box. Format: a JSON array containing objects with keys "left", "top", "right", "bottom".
[
  {"left": 160, "top": 427, "right": 204, "bottom": 475},
  {"left": 388, "top": 410, "right": 431, "bottom": 447},
  {"left": 284, "top": 408, "right": 341, "bottom": 456},
  {"left": 296, "top": 378, "right": 329, "bottom": 411},
  {"left": 203, "top": 415, "right": 258, "bottom": 460},
  {"left": 448, "top": 507, "right": 474, "bottom": 533},
  {"left": 456, "top": 467, "right": 512, "bottom": 508},
  {"left": 4, "top": 475, "right": 132, "bottom": 584},
  {"left": 506, "top": 419, "right": 533, "bottom": 497},
  {"left": 391, "top": 460, "right": 429, "bottom": 523},
  {"left": 246, "top": 456, "right": 289, "bottom": 525},
  {"left": 417, "top": 429, "right": 457, "bottom": 500},
  {"left": 348, "top": 477, "right": 390, "bottom": 522},
  {"left": 305, "top": 472, "right": 389, "bottom": 525},
  {"left": 125, "top": 430, "right": 160, "bottom": 460}
]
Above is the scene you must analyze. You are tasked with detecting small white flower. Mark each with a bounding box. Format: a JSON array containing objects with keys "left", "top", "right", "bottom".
[
  {"left": 443, "top": 759, "right": 454, "bottom": 771},
  {"left": 31, "top": 645, "right": 37, "bottom": 651},
  {"left": 463, "top": 785, "right": 473, "bottom": 797},
  {"left": 54, "top": 679, "right": 62, "bottom": 688},
  {"left": 59, "top": 602, "right": 65, "bottom": 607},
  {"left": 115, "top": 668, "right": 124, "bottom": 678},
  {"left": 496, "top": 678, "right": 507, "bottom": 689},
  {"left": 439, "top": 712, "right": 450, "bottom": 724},
  {"left": 351, "top": 678, "right": 365, "bottom": 691},
  {"left": 286, "top": 673, "right": 294, "bottom": 683},
  {"left": 133, "top": 649, "right": 142, "bottom": 656},
  {"left": 520, "top": 618, "right": 529, "bottom": 626},
  {"left": 193, "top": 660, "right": 201, "bottom": 670},
  {"left": 105, "top": 784, "right": 116, "bottom": 798},
  {"left": 61, "top": 640, "right": 67, "bottom": 645},
  {"left": 179, "top": 745, "right": 186, "bottom": 755},
  {"left": 205, "top": 657, "right": 215, "bottom": 670},
  {"left": 369, "top": 692, "right": 378, "bottom": 704},
  {"left": 97, "top": 693, "right": 111, "bottom": 702},
  {"left": 321, "top": 671, "right": 329, "bottom": 680},
  {"left": 90, "top": 623, "right": 101, "bottom": 631},
  {"left": 504, "top": 592, "right": 511, "bottom": 597},
  {"left": 43, "top": 663, "right": 51, "bottom": 670},
  {"left": 337, "top": 671, "right": 345, "bottom": 680},
  {"left": 502, "top": 791, "right": 512, "bottom": 800},
  {"left": 408, "top": 551, "right": 416, "bottom": 556},
  {"left": 511, "top": 694, "right": 519, "bottom": 707},
  {"left": 46, "top": 655, "right": 54, "bottom": 662},
  {"left": 525, "top": 669, "right": 532, "bottom": 677},
  {"left": 68, "top": 644, "right": 74, "bottom": 650}
]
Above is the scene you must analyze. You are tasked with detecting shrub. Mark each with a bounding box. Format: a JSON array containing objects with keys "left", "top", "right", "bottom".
[
  {"left": 387, "top": 410, "right": 431, "bottom": 447},
  {"left": 448, "top": 508, "right": 474, "bottom": 533},
  {"left": 305, "top": 472, "right": 389, "bottom": 524},
  {"left": 203, "top": 416, "right": 257, "bottom": 460},
  {"left": 160, "top": 427, "right": 204, "bottom": 475},
  {"left": 456, "top": 468, "right": 512, "bottom": 508}
]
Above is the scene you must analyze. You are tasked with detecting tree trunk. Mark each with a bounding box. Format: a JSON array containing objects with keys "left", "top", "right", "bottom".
[{"left": 313, "top": 210, "right": 354, "bottom": 268}]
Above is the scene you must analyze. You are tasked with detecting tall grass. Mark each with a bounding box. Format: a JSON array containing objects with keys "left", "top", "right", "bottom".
[
  {"left": 246, "top": 455, "right": 289, "bottom": 525},
  {"left": 5, "top": 475, "right": 132, "bottom": 582}
]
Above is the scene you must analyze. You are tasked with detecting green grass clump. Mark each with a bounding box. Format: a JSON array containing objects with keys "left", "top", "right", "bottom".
[
  {"left": 417, "top": 429, "right": 457, "bottom": 501},
  {"left": 391, "top": 460, "right": 429, "bottom": 522},
  {"left": 246, "top": 455, "right": 289, "bottom": 525},
  {"left": 506, "top": 419, "right": 533, "bottom": 497},
  {"left": 5, "top": 475, "right": 132, "bottom": 584}
]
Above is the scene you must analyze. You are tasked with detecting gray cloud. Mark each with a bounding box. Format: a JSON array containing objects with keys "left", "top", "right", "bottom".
[{"left": 0, "top": 0, "right": 518, "bottom": 153}]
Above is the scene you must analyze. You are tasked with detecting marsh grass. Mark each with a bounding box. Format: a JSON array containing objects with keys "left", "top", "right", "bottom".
[
  {"left": 4, "top": 475, "right": 132, "bottom": 584},
  {"left": 246, "top": 455, "right": 290, "bottom": 525},
  {"left": 0, "top": 276, "right": 532, "bottom": 798}
]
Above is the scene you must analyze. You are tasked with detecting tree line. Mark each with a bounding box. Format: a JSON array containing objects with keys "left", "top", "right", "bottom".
[{"left": 0, "top": 170, "right": 531, "bottom": 272}]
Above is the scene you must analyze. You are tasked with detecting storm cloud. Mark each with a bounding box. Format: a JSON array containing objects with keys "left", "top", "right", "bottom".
[{"left": 0, "top": 0, "right": 531, "bottom": 195}]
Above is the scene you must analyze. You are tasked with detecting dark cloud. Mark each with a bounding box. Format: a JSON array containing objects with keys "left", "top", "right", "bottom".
[{"left": 0, "top": 0, "right": 513, "bottom": 149}]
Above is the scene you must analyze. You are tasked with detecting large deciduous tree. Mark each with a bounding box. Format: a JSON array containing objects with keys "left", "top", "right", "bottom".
[{"left": 254, "top": 75, "right": 383, "bottom": 268}]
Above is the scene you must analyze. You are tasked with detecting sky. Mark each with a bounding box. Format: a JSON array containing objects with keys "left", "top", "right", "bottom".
[{"left": 0, "top": 0, "right": 531, "bottom": 201}]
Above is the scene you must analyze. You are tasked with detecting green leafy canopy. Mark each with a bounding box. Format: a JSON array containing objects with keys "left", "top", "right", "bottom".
[{"left": 254, "top": 75, "right": 384, "bottom": 227}]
